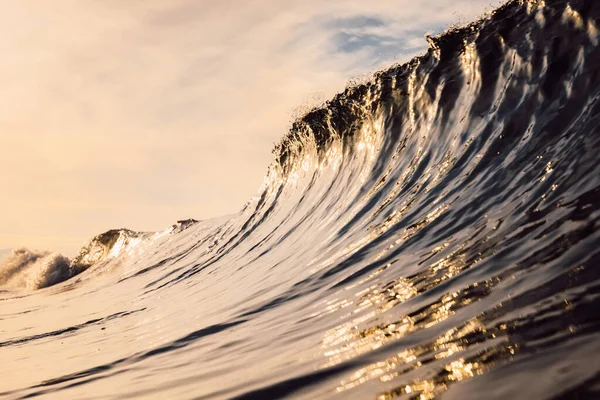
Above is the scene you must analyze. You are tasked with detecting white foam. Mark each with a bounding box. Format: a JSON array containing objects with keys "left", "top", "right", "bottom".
[{"left": 0, "top": 248, "right": 73, "bottom": 290}]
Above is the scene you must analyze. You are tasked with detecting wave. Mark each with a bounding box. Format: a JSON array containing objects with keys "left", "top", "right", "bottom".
[
  {"left": 0, "top": 221, "right": 201, "bottom": 290},
  {"left": 2, "top": 0, "right": 600, "bottom": 398},
  {"left": 0, "top": 230, "right": 141, "bottom": 290}
]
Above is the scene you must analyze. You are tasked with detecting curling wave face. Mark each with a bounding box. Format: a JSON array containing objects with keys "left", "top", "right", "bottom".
[{"left": 2, "top": 0, "right": 600, "bottom": 398}]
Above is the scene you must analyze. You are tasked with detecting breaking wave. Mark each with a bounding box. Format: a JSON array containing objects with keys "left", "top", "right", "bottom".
[
  {"left": 0, "top": 249, "right": 72, "bottom": 290},
  {"left": 2, "top": 0, "right": 600, "bottom": 399}
]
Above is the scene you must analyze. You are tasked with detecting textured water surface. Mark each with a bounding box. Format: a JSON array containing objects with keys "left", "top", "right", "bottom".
[{"left": 2, "top": 0, "right": 600, "bottom": 399}]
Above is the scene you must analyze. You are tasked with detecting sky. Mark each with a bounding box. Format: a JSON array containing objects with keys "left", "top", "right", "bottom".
[{"left": 0, "top": 0, "right": 500, "bottom": 255}]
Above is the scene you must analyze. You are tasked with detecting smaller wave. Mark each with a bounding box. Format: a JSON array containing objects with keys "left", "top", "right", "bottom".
[{"left": 0, "top": 229, "right": 154, "bottom": 290}]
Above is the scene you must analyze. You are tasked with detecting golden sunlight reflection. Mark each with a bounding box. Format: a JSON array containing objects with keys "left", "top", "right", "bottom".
[
  {"left": 332, "top": 308, "right": 516, "bottom": 399},
  {"left": 562, "top": 4, "right": 585, "bottom": 30},
  {"left": 407, "top": 64, "right": 419, "bottom": 128},
  {"left": 460, "top": 41, "right": 480, "bottom": 88},
  {"left": 317, "top": 234, "right": 518, "bottom": 398}
]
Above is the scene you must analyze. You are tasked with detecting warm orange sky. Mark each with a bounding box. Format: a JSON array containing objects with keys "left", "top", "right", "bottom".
[{"left": 0, "top": 0, "right": 497, "bottom": 255}]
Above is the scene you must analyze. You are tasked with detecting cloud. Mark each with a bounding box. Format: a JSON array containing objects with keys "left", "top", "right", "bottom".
[
  {"left": 321, "top": 15, "right": 425, "bottom": 68},
  {"left": 325, "top": 16, "right": 386, "bottom": 29}
]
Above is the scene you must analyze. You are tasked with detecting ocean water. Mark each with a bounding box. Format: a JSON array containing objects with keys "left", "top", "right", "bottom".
[{"left": 2, "top": 0, "right": 600, "bottom": 398}]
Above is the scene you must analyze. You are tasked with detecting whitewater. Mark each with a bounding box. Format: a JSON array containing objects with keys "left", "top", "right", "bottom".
[{"left": 2, "top": 0, "right": 600, "bottom": 398}]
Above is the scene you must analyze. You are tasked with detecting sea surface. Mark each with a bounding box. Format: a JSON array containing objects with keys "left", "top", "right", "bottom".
[{"left": 2, "top": 0, "right": 600, "bottom": 398}]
